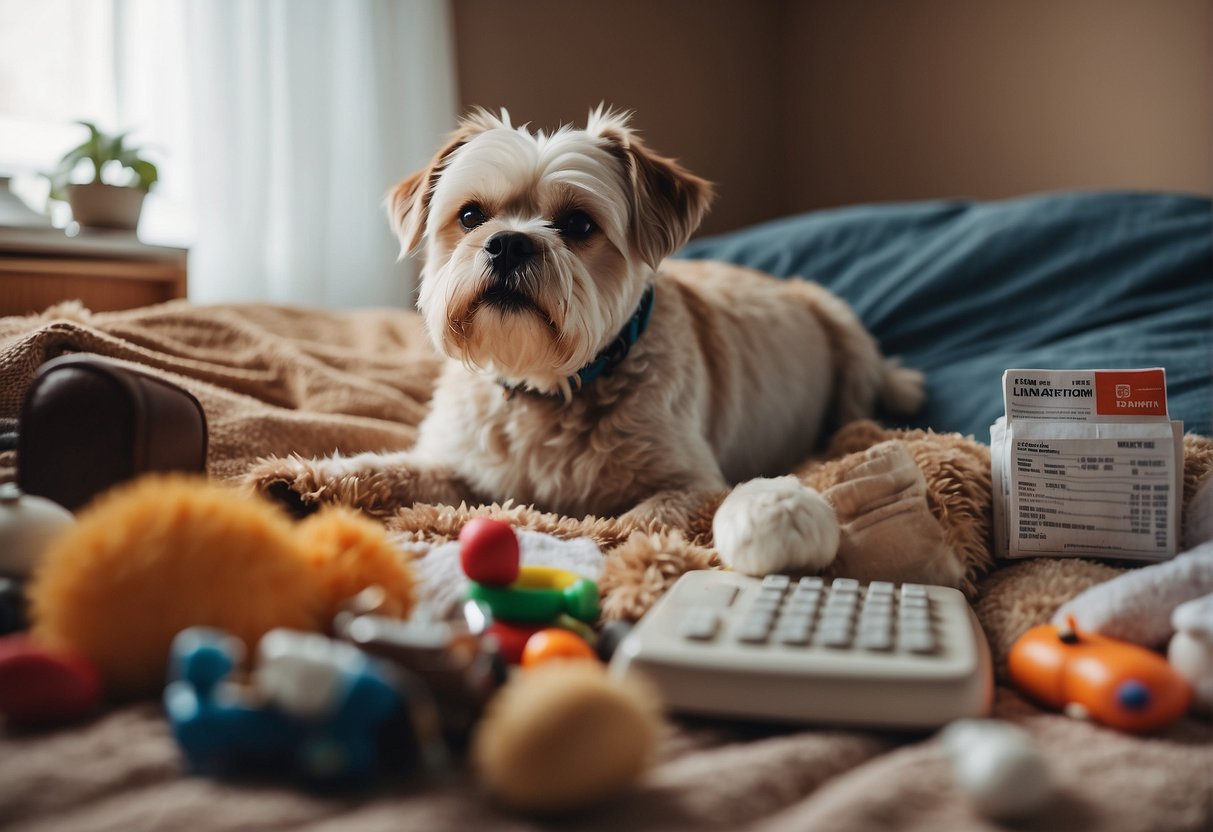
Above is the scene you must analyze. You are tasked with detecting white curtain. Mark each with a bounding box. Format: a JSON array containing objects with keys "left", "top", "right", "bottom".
[{"left": 113, "top": 0, "right": 457, "bottom": 308}]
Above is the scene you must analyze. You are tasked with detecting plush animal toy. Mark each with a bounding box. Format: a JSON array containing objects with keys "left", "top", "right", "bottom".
[{"left": 25, "top": 474, "right": 416, "bottom": 697}]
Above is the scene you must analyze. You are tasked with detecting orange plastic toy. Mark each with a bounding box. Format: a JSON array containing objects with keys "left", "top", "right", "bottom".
[
  {"left": 520, "top": 628, "right": 597, "bottom": 668},
  {"left": 1008, "top": 615, "right": 1192, "bottom": 732}
]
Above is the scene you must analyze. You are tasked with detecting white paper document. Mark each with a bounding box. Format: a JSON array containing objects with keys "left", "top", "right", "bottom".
[{"left": 991, "top": 368, "right": 1183, "bottom": 561}]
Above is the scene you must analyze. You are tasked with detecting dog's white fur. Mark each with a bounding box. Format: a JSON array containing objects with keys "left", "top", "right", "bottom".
[{"left": 248, "top": 108, "right": 924, "bottom": 575}]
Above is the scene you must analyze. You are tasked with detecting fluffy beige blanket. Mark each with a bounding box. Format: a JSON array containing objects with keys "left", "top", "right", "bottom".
[{"left": 1, "top": 301, "right": 1209, "bottom": 832}]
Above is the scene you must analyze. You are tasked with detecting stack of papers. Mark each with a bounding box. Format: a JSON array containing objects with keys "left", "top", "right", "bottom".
[{"left": 991, "top": 369, "right": 1183, "bottom": 561}]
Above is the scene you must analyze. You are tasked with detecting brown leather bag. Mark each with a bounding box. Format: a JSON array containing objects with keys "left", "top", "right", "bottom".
[{"left": 17, "top": 355, "right": 208, "bottom": 511}]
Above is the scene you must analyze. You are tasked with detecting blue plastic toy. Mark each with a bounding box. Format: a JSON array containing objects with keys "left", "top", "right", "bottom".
[{"left": 165, "top": 627, "right": 407, "bottom": 785}]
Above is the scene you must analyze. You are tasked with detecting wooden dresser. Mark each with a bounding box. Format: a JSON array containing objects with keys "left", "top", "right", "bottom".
[{"left": 0, "top": 227, "right": 188, "bottom": 317}]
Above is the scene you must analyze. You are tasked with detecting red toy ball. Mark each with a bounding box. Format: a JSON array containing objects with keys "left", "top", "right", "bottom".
[
  {"left": 0, "top": 635, "right": 103, "bottom": 724},
  {"left": 459, "top": 518, "right": 521, "bottom": 586}
]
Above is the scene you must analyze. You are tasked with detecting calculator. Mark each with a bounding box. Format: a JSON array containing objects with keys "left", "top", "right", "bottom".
[{"left": 608, "top": 570, "right": 993, "bottom": 729}]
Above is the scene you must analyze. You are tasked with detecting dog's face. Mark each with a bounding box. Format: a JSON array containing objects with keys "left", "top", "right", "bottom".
[{"left": 388, "top": 108, "right": 712, "bottom": 394}]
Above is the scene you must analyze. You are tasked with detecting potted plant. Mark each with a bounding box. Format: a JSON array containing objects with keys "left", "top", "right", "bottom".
[{"left": 45, "top": 121, "right": 159, "bottom": 231}]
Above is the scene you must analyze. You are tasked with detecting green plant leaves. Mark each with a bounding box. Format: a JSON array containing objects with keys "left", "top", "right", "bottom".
[{"left": 43, "top": 121, "right": 159, "bottom": 199}]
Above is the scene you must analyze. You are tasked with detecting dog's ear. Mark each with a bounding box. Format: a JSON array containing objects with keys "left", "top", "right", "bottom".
[
  {"left": 588, "top": 107, "right": 715, "bottom": 269},
  {"left": 387, "top": 109, "right": 506, "bottom": 256}
]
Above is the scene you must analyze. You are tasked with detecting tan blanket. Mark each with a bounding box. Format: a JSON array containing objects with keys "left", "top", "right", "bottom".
[{"left": 1, "top": 301, "right": 1209, "bottom": 832}]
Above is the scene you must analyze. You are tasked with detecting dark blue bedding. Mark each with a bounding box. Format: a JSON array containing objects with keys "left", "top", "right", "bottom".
[{"left": 676, "top": 192, "right": 1213, "bottom": 439}]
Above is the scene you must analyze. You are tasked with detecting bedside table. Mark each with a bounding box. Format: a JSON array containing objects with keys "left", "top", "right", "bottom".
[{"left": 0, "top": 227, "right": 188, "bottom": 317}]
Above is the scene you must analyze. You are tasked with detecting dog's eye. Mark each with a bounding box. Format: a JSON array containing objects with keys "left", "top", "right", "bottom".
[
  {"left": 557, "top": 211, "right": 596, "bottom": 240},
  {"left": 459, "top": 204, "right": 487, "bottom": 231}
]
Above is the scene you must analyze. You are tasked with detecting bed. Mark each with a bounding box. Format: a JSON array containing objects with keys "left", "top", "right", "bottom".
[{"left": 1, "top": 190, "right": 1210, "bottom": 831}]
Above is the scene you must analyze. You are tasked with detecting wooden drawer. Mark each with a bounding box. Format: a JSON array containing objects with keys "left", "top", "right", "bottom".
[{"left": 0, "top": 229, "right": 188, "bottom": 317}]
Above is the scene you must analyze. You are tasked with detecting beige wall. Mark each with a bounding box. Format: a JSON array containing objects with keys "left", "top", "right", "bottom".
[{"left": 453, "top": 0, "right": 1211, "bottom": 235}]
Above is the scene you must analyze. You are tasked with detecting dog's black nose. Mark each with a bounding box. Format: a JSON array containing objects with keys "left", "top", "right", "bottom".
[{"left": 484, "top": 231, "right": 535, "bottom": 276}]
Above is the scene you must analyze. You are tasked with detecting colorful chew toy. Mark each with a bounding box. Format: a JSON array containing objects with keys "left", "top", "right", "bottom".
[
  {"left": 459, "top": 519, "right": 598, "bottom": 663},
  {"left": 1007, "top": 614, "right": 1192, "bottom": 732},
  {"left": 468, "top": 565, "right": 600, "bottom": 623},
  {"left": 165, "top": 626, "right": 418, "bottom": 785}
]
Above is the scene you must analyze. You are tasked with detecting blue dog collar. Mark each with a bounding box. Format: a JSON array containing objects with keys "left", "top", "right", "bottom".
[{"left": 500, "top": 284, "right": 655, "bottom": 400}]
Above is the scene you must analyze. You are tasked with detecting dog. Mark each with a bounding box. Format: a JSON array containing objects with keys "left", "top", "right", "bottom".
[{"left": 247, "top": 107, "right": 924, "bottom": 576}]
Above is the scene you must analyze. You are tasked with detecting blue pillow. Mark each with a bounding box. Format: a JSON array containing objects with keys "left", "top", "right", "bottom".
[{"left": 676, "top": 192, "right": 1212, "bottom": 439}]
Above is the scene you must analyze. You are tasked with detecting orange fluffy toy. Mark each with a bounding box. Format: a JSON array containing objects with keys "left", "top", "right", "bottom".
[{"left": 27, "top": 474, "right": 415, "bottom": 697}]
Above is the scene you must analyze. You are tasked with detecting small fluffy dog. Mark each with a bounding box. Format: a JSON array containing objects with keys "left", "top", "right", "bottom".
[{"left": 249, "top": 108, "right": 924, "bottom": 575}]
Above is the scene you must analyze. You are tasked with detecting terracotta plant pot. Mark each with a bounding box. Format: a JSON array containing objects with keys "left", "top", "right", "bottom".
[{"left": 67, "top": 182, "right": 146, "bottom": 231}]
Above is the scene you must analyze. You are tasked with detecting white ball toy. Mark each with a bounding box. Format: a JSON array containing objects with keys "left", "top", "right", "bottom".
[
  {"left": 0, "top": 484, "right": 75, "bottom": 577},
  {"left": 713, "top": 476, "right": 840, "bottom": 576},
  {"left": 940, "top": 718, "right": 1053, "bottom": 821}
]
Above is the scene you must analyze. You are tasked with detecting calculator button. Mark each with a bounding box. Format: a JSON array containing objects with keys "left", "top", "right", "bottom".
[
  {"left": 900, "top": 595, "right": 929, "bottom": 610},
  {"left": 867, "top": 581, "right": 895, "bottom": 596},
  {"left": 797, "top": 576, "right": 825, "bottom": 591},
  {"left": 830, "top": 578, "right": 860, "bottom": 593},
  {"left": 737, "top": 621, "right": 772, "bottom": 644},
  {"left": 857, "top": 630, "right": 894, "bottom": 651},
  {"left": 899, "top": 609, "right": 931, "bottom": 627},
  {"left": 785, "top": 596, "right": 819, "bottom": 614},
  {"left": 820, "top": 609, "right": 854, "bottom": 627},
  {"left": 899, "top": 618, "right": 932, "bottom": 636},
  {"left": 762, "top": 575, "right": 791, "bottom": 592},
  {"left": 778, "top": 611, "right": 814, "bottom": 631},
  {"left": 776, "top": 623, "right": 813, "bottom": 645},
  {"left": 750, "top": 599, "right": 782, "bottom": 617},
  {"left": 901, "top": 583, "right": 928, "bottom": 599},
  {"left": 817, "top": 627, "right": 854, "bottom": 648},
  {"left": 679, "top": 608, "right": 720, "bottom": 641},
  {"left": 901, "top": 632, "right": 937, "bottom": 653},
  {"left": 744, "top": 606, "right": 776, "bottom": 623},
  {"left": 858, "top": 623, "right": 892, "bottom": 639},
  {"left": 858, "top": 613, "right": 892, "bottom": 631},
  {"left": 742, "top": 608, "right": 771, "bottom": 630},
  {"left": 790, "top": 589, "right": 819, "bottom": 608}
]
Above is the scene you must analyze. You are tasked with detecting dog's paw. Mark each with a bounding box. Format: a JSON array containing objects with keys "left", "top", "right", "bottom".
[
  {"left": 712, "top": 476, "right": 840, "bottom": 576},
  {"left": 243, "top": 455, "right": 331, "bottom": 518}
]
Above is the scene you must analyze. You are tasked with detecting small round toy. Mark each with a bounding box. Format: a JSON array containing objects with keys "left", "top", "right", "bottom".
[
  {"left": 0, "top": 634, "right": 103, "bottom": 724},
  {"left": 940, "top": 719, "right": 1053, "bottom": 821},
  {"left": 0, "top": 484, "right": 74, "bottom": 578},
  {"left": 459, "top": 518, "right": 520, "bottom": 586},
  {"left": 1008, "top": 614, "right": 1192, "bottom": 732},
  {"left": 472, "top": 661, "right": 661, "bottom": 813},
  {"left": 520, "top": 628, "right": 597, "bottom": 667}
]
